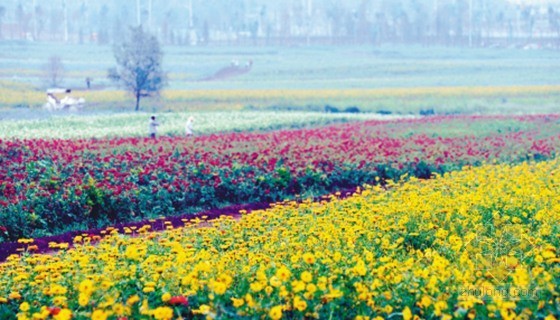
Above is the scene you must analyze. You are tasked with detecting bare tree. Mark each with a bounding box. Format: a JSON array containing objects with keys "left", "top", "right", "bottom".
[
  {"left": 43, "top": 56, "right": 64, "bottom": 88},
  {"left": 108, "top": 26, "right": 166, "bottom": 111}
]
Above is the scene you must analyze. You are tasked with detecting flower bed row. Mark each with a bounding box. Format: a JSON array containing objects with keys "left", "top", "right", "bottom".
[
  {"left": 1, "top": 114, "right": 559, "bottom": 241},
  {"left": 1, "top": 158, "right": 559, "bottom": 319}
]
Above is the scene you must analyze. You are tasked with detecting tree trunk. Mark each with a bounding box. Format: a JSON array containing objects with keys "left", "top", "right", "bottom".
[{"left": 135, "top": 92, "right": 140, "bottom": 111}]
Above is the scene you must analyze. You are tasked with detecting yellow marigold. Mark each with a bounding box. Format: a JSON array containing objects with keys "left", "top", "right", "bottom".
[
  {"left": 192, "top": 304, "right": 211, "bottom": 315},
  {"left": 276, "top": 267, "right": 291, "bottom": 282},
  {"left": 161, "top": 293, "right": 171, "bottom": 303},
  {"left": 143, "top": 287, "right": 155, "bottom": 293},
  {"left": 231, "top": 297, "right": 244, "bottom": 308},
  {"left": 217, "top": 273, "right": 233, "bottom": 286},
  {"left": 52, "top": 296, "right": 67, "bottom": 307},
  {"left": 250, "top": 282, "right": 263, "bottom": 292},
  {"left": 126, "top": 295, "right": 140, "bottom": 306},
  {"left": 323, "top": 289, "right": 343, "bottom": 300},
  {"left": 91, "top": 309, "right": 110, "bottom": 320},
  {"left": 153, "top": 306, "right": 174, "bottom": 320},
  {"left": 50, "top": 285, "right": 67, "bottom": 295},
  {"left": 213, "top": 281, "right": 227, "bottom": 295},
  {"left": 9, "top": 292, "right": 22, "bottom": 300},
  {"left": 306, "top": 283, "right": 317, "bottom": 294},
  {"left": 419, "top": 296, "right": 432, "bottom": 308},
  {"left": 112, "top": 303, "right": 128, "bottom": 316},
  {"left": 383, "top": 305, "right": 393, "bottom": 314},
  {"left": 292, "top": 280, "right": 306, "bottom": 293},
  {"left": 32, "top": 308, "right": 50, "bottom": 320},
  {"left": 269, "top": 305, "right": 283, "bottom": 320},
  {"left": 402, "top": 307, "right": 412, "bottom": 320},
  {"left": 17, "top": 314, "right": 30, "bottom": 320},
  {"left": 53, "top": 309, "right": 72, "bottom": 320},
  {"left": 100, "top": 281, "right": 113, "bottom": 290},
  {"left": 265, "top": 286, "right": 274, "bottom": 295},
  {"left": 270, "top": 276, "right": 282, "bottom": 288},
  {"left": 78, "top": 293, "right": 89, "bottom": 307},
  {"left": 302, "top": 253, "right": 316, "bottom": 264},
  {"left": 300, "top": 271, "right": 313, "bottom": 283},
  {"left": 293, "top": 296, "right": 307, "bottom": 312},
  {"left": 20, "top": 302, "right": 30, "bottom": 312},
  {"left": 78, "top": 279, "right": 94, "bottom": 295}
]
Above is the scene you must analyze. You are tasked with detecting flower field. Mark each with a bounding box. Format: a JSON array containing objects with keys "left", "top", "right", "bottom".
[
  {"left": 1, "top": 158, "right": 559, "bottom": 319},
  {"left": 0, "top": 111, "right": 401, "bottom": 140},
  {"left": 1, "top": 115, "right": 560, "bottom": 242}
]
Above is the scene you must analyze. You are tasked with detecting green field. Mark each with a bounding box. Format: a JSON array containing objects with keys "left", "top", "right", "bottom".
[{"left": 0, "top": 42, "right": 559, "bottom": 113}]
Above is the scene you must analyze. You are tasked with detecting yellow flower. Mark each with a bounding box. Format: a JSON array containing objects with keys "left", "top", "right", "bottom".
[
  {"left": 17, "top": 314, "right": 30, "bottom": 320},
  {"left": 161, "top": 292, "right": 171, "bottom": 302},
  {"left": 231, "top": 297, "right": 245, "bottom": 308},
  {"left": 270, "top": 276, "right": 282, "bottom": 288},
  {"left": 265, "top": 286, "right": 274, "bottom": 295},
  {"left": 212, "top": 281, "right": 227, "bottom": 295},
  {"left": 245, "top": 294, "right": 256, "bottom": 308},
  {"left": 153, "top": 306, "right": 174, "bottom": 320},
  {"left": 276, "top": 267, "right": 291, "bottom": 282},
  {"left": 9, "top": 292, "right": 22, "bottom": 300},
  {"left": 383, "top": 305, "right": 393, "bottom": 314},
  {"left": 78, "top": 293, "right": 89, "bottom": 307},
  {"left": 302, "top": 253, "right": 316, "bottom": 264},
  {"left": 143, "top": 287, "right": 155, "bottom": 293},
  {"left": 20, "top": 302, "right": 30, "bottom": 312},
  {"left": 192, "top": 304, "right": 211, "bottom": 315},
  {"left": 306, "top": 283, "right": 317, "bottom": 294},
  {"left": 419, "top": 296, "right": 432, "bottom": 308},
  {"left": 91, "top": 309, "right": 110, "bottom": 320},
  {"left": 300, "top": 271, "right": 313, "bottom": 283},
  {"left": 250, "top": 282, "right": 263, "bottom": 292},
  {"left": 126, "top": 295, "right": 140, "bottom": 306},
  {"left": 52, "top": 296, "right": 67, "bottom": 307},
  {"left": 78, "top": 279, "right": 94, "bottom": 295},
  {"left": 293, "top": 296, "right": 307, "bottom": 312},
  {"left": 269, "top": 305, "right": 283, "bottom": 320},
  {"left": 402, "top": 307, "right": 412, "bottom": 320},
  {"left": 112, "top": 304, "right": 128, "bottom": 316},
  {"left": 53, "top": 309, "right": 72, "bottom": 320},
  {"left": 292, "top": 280, "right": 306, "bottom": 293}
]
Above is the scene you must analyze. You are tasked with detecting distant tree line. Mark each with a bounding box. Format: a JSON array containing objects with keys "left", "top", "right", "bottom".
[{"left": 0, "top": 0, "right": 559, "bottom": 48}]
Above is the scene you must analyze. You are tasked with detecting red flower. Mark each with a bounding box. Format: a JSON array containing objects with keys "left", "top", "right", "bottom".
[
  {"left": 168, "top": 296, "right": 188, "bottom": 306},
  {"left": 48, "top": 307, "right": 61, "bottom": 315}
]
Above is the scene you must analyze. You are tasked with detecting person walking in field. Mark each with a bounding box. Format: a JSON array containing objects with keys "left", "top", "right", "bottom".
[
  {"left": 185, "top": 116, "right": 194, "bottom": 136},
  {"left": 148, "top": 115, "right": 160, "bottom": 138}
]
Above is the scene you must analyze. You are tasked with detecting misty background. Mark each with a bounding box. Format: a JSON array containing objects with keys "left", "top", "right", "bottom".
[
  {"left": 0, "top": 0, "right": 559, "bottom": 48},
  {"left": 0, "top": 0, "right": 559, "bottom": 115}
]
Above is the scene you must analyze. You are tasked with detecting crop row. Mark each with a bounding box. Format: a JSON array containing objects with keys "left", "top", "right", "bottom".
[
  {"left": 1, "top": 115, "right": 560, "bottom": 242},
  {"left": 0, "top": 111, "right": 400, "bottom": 140},
  {"left": 1, "top": 158, "right": 559, "bottom": 319}
]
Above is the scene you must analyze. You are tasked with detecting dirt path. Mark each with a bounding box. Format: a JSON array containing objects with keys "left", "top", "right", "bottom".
[{"left": 0, "top": 187, "right": 363, "bottom": 262}]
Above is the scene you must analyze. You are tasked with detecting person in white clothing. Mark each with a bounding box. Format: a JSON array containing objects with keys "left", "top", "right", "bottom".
[
  {"left": 148, "top": 116, "right": 160, "bottom": 138},
  {"left": 185, "top": 116, "right": 194, "bottom": 136}
]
